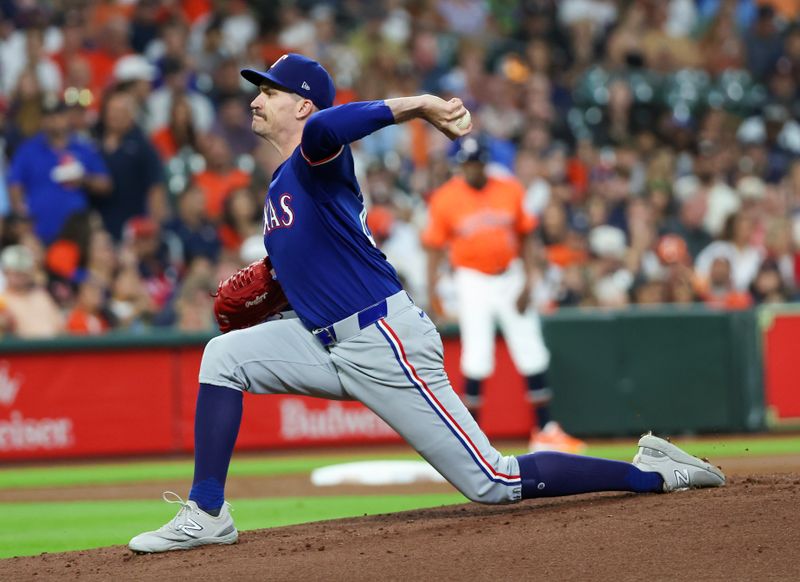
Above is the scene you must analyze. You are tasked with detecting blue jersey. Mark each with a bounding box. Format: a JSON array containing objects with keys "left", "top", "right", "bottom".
[
  {"left": 263, "top": 101, "right": 403, "bottom": 330},
  {"left": 8, "top": 133, "right": 109, "bottom": 244}
]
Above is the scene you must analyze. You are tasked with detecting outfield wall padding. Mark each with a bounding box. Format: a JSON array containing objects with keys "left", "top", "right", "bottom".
[
  {"left": 540, "top": 308, "right": 765, "bottom": 436},
  {"left": 0, "top": 307, "right": 766, "bottom": 460}
]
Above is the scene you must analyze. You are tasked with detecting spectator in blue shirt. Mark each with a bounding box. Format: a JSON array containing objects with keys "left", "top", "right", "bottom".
[
  {"left": 163, "top": 183, "right": 221, "bottom": 266},
  {"left": 7, "top": 98, "right": 112, "bottom": 245}
]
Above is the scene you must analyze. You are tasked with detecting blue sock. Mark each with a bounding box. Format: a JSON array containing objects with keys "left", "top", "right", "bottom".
[
  {"left": 188, "top": 384, "right": 243, "bottom": 514},
  {"left": 464, "top": 378, "right": 482, "bottom": 423},
  {"left": 525, "top": 372, "right": 552, "bottom": 429},
  {"left": 516, "top": 452, "right": 663, "bottom": 498}
]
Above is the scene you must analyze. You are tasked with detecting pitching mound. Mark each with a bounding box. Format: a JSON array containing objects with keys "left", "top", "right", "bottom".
[{"left": 3, "top": 472, "right": 799, "bottom": 581}]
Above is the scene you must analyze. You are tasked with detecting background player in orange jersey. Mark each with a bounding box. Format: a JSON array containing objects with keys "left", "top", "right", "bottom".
[{"left": 423, "top": 135, "right": 585, "bottom": 453}]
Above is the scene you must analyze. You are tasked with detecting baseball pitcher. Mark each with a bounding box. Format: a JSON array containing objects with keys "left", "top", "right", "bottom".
[{"left": 129, "top": 54, "right": 725, "bottom": 553}]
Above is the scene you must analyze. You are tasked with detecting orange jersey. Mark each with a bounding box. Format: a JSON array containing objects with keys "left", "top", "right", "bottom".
[{"left": 423, "top": 175, "right": 536, "bottom": 274}]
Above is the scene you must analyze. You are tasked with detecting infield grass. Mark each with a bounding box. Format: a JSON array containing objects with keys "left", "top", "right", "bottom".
[
  {"left": 2, "top": 436, "right": 798, "bottom": 490},
  {"left": 0, "top": 435, "right": 797, "bottom": 559},
  {"left": 0, "top": 493, "right": 466, "bottom": 559}
]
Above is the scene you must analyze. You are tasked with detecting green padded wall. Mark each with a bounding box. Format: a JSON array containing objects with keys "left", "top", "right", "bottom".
[{"left": 542, "top": 308, "right": 765, "bottom": 437}]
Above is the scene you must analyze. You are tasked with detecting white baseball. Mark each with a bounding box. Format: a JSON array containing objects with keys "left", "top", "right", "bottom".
[{"left": 454, "top": 110, "right": 471, "bottom": 130}]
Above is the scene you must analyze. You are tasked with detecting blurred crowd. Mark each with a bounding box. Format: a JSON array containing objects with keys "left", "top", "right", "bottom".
[{"left": 0, "top": 0, "right": 798, "bottom": 339}]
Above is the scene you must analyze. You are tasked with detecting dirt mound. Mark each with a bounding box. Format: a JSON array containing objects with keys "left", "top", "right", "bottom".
[{"left": 3, "top": 473, "right": 798, "bottom": 582}]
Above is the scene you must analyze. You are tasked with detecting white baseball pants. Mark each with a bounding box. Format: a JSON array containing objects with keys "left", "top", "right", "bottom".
[{"left": 455, "top": 261, "right": 550, "bottom": 380}]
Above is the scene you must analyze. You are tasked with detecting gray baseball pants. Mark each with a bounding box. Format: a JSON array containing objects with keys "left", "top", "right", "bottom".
[{"left": 199, "top": 291, "right": 522, "bottom": 504}]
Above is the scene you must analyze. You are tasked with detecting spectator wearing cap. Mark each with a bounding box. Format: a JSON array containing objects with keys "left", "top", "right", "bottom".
[
  {"left": 7, "top": 96, "right": 112, "bottom": 245},
  {"left": 738, "top": 103, "right": 800, "bottom": 183},
  {"left": 122, "top": 216, "right": 176, "bottom": 314},
  {"left": 0, "top": 244, "right": 64, "bottom": 338},
  {"left": 587, "top": 224, "right": 634, "bottom": 307},
  {"left": 94, "top": 87, "right": 167, "bottom": 240},
  {"left": 113, "top": 53, "right": 157, "bottom": 126}
]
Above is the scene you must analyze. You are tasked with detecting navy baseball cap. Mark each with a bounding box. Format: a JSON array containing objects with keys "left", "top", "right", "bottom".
[
  {"left": 241, "top": 54, "right": 336, "bottom": 110},
  {"left": 451, "top": 135, "right": 491, "bottom": 164}
]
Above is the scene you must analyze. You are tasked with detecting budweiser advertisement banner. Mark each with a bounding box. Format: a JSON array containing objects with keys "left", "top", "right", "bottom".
[
  {"left": 0, "top": 351, "right": 178, "bottom": 460},
  {"left": 0, "top": 339, "right": 531, "bottom": 461}
]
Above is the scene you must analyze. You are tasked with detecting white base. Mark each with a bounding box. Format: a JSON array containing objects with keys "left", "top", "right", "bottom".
[{"left": 310, "top": 460, "right": 447, "bottom": 486}]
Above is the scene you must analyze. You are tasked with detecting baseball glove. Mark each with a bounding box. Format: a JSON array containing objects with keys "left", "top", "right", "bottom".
[{"left": 212, "top": 256, "right": 290, "bottom": 333}]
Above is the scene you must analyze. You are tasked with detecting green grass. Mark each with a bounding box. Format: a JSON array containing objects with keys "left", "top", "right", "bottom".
[
  {"left": 0, "top": 494, "right": 466, "bottom": 559},
  {"left": 1, "top": 436, "right": 798, "bottom": 490},
  {"left": 0, "top": 434, "right": 797, "bottom": 559},
  {"left": 585, "top": 436, "right": 800, "bottom": 461}
]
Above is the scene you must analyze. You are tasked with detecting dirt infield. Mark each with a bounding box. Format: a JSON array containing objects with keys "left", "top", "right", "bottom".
[{"left": 2, "top": 451, "right": 800, "bottom": 581}]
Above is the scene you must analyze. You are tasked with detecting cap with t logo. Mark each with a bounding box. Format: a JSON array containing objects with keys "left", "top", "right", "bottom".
[{"left": 241, "top": 53, "right": 336, "bottom": 110}]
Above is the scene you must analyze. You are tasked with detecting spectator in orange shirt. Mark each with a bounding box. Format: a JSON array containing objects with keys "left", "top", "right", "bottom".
[
  {"left": 193, "top": 133, "right": 250, "bottom": 220},
  {"left": 701, "top": 256, "right": 753, "bottom": 310},
  {"left": 423, "top": 136, "right": 585, "bottom": 454},
  {"left": 218, "top": 187, "right": 262, "bottom": 253},
  {"left": 151, "top": 94, "right": 198, "bottom": 161},
  {"left": 66, "top": 276, "right": 111, "bottom": 335}
]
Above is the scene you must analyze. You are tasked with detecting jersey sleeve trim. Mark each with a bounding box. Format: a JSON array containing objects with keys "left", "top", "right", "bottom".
[{"left": 300, "top": 144, "right": 345, "bottom": 166}]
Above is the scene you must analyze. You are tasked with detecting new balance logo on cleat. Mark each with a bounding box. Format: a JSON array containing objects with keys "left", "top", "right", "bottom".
[
  {"left": 180, "top": 518, "right": 203, "bottom": 536},
  {"left": 128, "top": 492, "right": 238, "bottom": 553},
  {"left": 632, "top": 434, "right": 725, "bottom": 492},
  {"left": 674, "top": 469, "right": 690, "bottom": 488}
]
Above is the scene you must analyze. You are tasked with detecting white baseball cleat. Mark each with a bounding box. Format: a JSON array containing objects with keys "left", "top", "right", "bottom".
[
  {"left": 129, "top": 492, "right": 238, "bottom": 553},
  {"left": 632, "top": 433, "right": 726, "bottom": 492}
]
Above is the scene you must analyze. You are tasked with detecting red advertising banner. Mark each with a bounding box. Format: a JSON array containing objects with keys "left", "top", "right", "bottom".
[
  {"left": 442, "top": 337, "right": 533, "bottom": 439},
  {"left": 0, "top": 351, "right": 177, "bottom": 461},
  {"left": 175, "top": 347, "right": 403, "bottom": 451},
  {"left": 0, "top": 337, "right": 534, "bottom": 461},
  {"left": 176, "top": 338, "right": 532, "bottom": 451},
  {"left": 763, "top": 313, "right": 800, "bottom": 420}
]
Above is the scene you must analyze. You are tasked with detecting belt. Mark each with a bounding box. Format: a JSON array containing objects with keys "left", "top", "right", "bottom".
[{"left": 312, "top": 290, "right": 413, "bottom": 347}]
